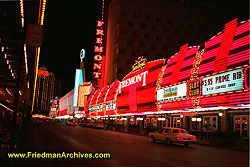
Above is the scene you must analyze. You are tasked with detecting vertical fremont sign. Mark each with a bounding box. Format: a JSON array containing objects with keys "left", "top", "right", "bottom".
[{"left": 93, "top": 21, "right": 105, "bottom": 83}]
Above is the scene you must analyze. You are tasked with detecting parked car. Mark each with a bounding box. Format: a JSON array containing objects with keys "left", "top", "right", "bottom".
[
  {"left": 94, "top": 123, "right": 105, "bottom": 129},
  {"left": 66, "top": 119, "right": 78, "bottom": 126},
  {"left": 149, "top": 127, "right": 197, "bottom": 147}
]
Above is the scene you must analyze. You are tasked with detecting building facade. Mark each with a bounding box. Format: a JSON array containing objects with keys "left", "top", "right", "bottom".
[
  {"left": 87, "top": 19, "right": 250, "bottom": 138},
  {"left": 34, "top": 67, "right": 55, "bottom": 115},
  {"left": 104, "top": 0, "right": 248, "bottom": 86}
]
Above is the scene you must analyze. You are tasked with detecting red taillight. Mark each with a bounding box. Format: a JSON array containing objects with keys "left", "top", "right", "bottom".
[
  {"left": 191, "top": 137, "right": 196, "bottom": 141},
  {"left": 177, "top": 137, "right": 184, "bottom": 140}
]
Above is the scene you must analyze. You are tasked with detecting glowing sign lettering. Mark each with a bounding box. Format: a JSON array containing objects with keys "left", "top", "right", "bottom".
[
  {"left": 38, "top": 69, "right": 49, "bottom": 77},
  {"left": 96, "top": 29, "right": 104, "bottom": 36},
  {"left": 93, "top": 20, "right": 105, "bottom": 80},
  {"left": 93, "top": 63, "right": 102, "bottom": 70},
  {"left": 93, "top": 72, "right": 102, "bottom": 78},
  {"left": 96, "top": 38, "right": 103, "bottom": 44},
  {"left": 202, "top": 69, "right": 243, "bottom": 95},
  {"left": 94, "top": 46, "right": 104, "bottom": 53},
  {"left": 188, "top": 79, "right": 201, "bottom": 98},
  {"left": 94, "top": 55, "right": 103, "bottom": 61},
  {"left": 119, "top": 70, "right": 148, "bottom": 92},
  {"left": 97, "top": 21, "right": 104, "bottom": 27}
]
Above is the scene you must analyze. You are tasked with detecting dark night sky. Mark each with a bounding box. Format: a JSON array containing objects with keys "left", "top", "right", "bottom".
[
  {"left": 40, "top": 0, "right": 102, "bottom": 95},
  {"left": 39, "top": 0, "right": 249, "bottom": 96}
]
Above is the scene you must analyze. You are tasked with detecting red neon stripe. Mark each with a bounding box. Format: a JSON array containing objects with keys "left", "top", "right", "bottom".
[
  {"left": 214, "top": 19, "right": 237, "bottom": 73},
  {"left": 206, "top": 35, "right": 223, "bottom": 48},
  {"left": 234, "top": 22, "right": 249, "bottom": 35},
  {"left": 170, "top": 44, "right": 188, "bottom": 84}
]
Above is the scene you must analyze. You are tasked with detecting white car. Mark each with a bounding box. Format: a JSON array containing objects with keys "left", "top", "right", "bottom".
[{"left": 149, "top": 127, "right": 197, "bottom": 147}]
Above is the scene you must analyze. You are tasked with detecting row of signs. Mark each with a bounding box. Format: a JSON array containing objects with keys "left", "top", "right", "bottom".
[
  {"left": 89, "top": 100, "right": 116, "bottom": 113},
  {"left": 157, "top": 68, "right": 244, "bottom": 102},
  {"left": 89, "top": 68, "right": 247, "bottom": 113}
]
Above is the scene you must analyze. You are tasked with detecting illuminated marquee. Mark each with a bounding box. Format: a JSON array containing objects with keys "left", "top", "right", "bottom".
[
  {"left": 106, "top": 100, "right": 116, "bottom": 111},
  {"left": 97, "top": 103, "right": 103, "bottom": 112},
  {"left": 157, "top": 83, "right": 187, "bottom": 102},
  {"left": 202, "top": 68, "right": 243, "bottom": 95},
  {"left": 244, "top": 66, "right": 249, "bottom": 89},
  {"left": 93, "top": 21, "right": 105, "bottom": 79},
  {"left": 89, "top": 105, "right": 95, "bottom": 113}
]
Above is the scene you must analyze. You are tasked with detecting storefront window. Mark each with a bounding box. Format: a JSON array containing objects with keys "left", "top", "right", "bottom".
[
  {"left": 204, "top": 116, "right": 210, "bottom": 125},
  {"left": 153, "top": 119, "right": 157, "bottom": 127},
  {"left": 203, "top": 116, "right": 218, "bottom": 131},
  {"left": 234, "top": 115, "right": 249, "bottom": 137},
  {"left": 173, "top": 117, "right": 181, "bottom": 128}
]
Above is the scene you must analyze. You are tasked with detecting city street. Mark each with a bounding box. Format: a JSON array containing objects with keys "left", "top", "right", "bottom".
[{"left": 4, "top": 123, "right": 249, "bottom": 167}]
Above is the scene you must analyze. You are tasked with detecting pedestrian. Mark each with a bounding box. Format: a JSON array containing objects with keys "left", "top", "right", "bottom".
[
  {"left": 207, "top": 124, "right": 213, "bottom": 140},
  {"left": 201, "top": 125, "right": 207, "bottom": 141}
]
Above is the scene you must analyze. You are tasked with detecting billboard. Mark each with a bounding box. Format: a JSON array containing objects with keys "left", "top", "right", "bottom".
[
  {"left": 202, "top": 69, "right": 243, "bottom": 95},
  {"left": 157, "top": 83, "right": 187, "bottom": 102}
]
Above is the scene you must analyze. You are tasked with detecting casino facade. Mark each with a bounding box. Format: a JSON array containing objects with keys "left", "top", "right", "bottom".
[{"left": 85, "top": 19, "right": 250, "bottom": 138}]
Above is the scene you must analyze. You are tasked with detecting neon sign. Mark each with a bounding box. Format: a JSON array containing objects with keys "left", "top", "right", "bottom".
[
  {"left": 132, "top": 57, "right": 147, "bottom": 72},
  {"left": 202, "top": 69, "right": 243, "bottom": 95},
  {"left": 80, "top": 49, "right": 85, "bottom": 62},
  {"left": 38, "top": 69, "right": 49, "bottom": 77},
  {"left": 119, "top": 70, "right": 148, "bottom": 92},
  {"left": 188, "top": 79, "right": 201, "bottom": 98},
  {"left": 93, "top": 21, "right": 105, "bottom": 80},
  {"left": 73, "top": 69, "right": 83, "bottom": 107}
]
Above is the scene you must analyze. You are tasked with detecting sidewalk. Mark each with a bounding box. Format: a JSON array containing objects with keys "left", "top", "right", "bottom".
[{"left": 195, "top": 134, "right": 249, "bottom": 152}]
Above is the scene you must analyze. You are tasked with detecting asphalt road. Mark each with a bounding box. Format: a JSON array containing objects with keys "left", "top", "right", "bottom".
[{"left": 3, "top": 123, "right": 249, "bottom": 167}]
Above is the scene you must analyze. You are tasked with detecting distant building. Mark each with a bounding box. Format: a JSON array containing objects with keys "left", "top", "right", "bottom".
[
  {"left": 34, "top": 66, "right": 55, "bottom": 115},
  {"left": 103, "top": 0, "right": 248, "bottom": 85},
  {"left": 54, "top": 76, "right": 63, "bottom": 99}
]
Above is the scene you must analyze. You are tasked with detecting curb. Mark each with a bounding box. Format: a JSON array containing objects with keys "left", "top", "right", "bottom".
[{"left": 195, "top": 141, "right": 249, "bottom": 152}]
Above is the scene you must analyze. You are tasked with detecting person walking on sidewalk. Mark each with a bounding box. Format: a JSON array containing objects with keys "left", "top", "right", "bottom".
[
  {"left": 207, "top": 124, "right": 213, "bottom": 140},
  {"left": 201, "top": 125, "right": 208, "bottom": 141}
]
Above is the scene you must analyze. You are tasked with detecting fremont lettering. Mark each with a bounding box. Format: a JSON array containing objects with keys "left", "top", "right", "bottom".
[{"left": 119, "top": 71, "right": 148, "bottom": 92}]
